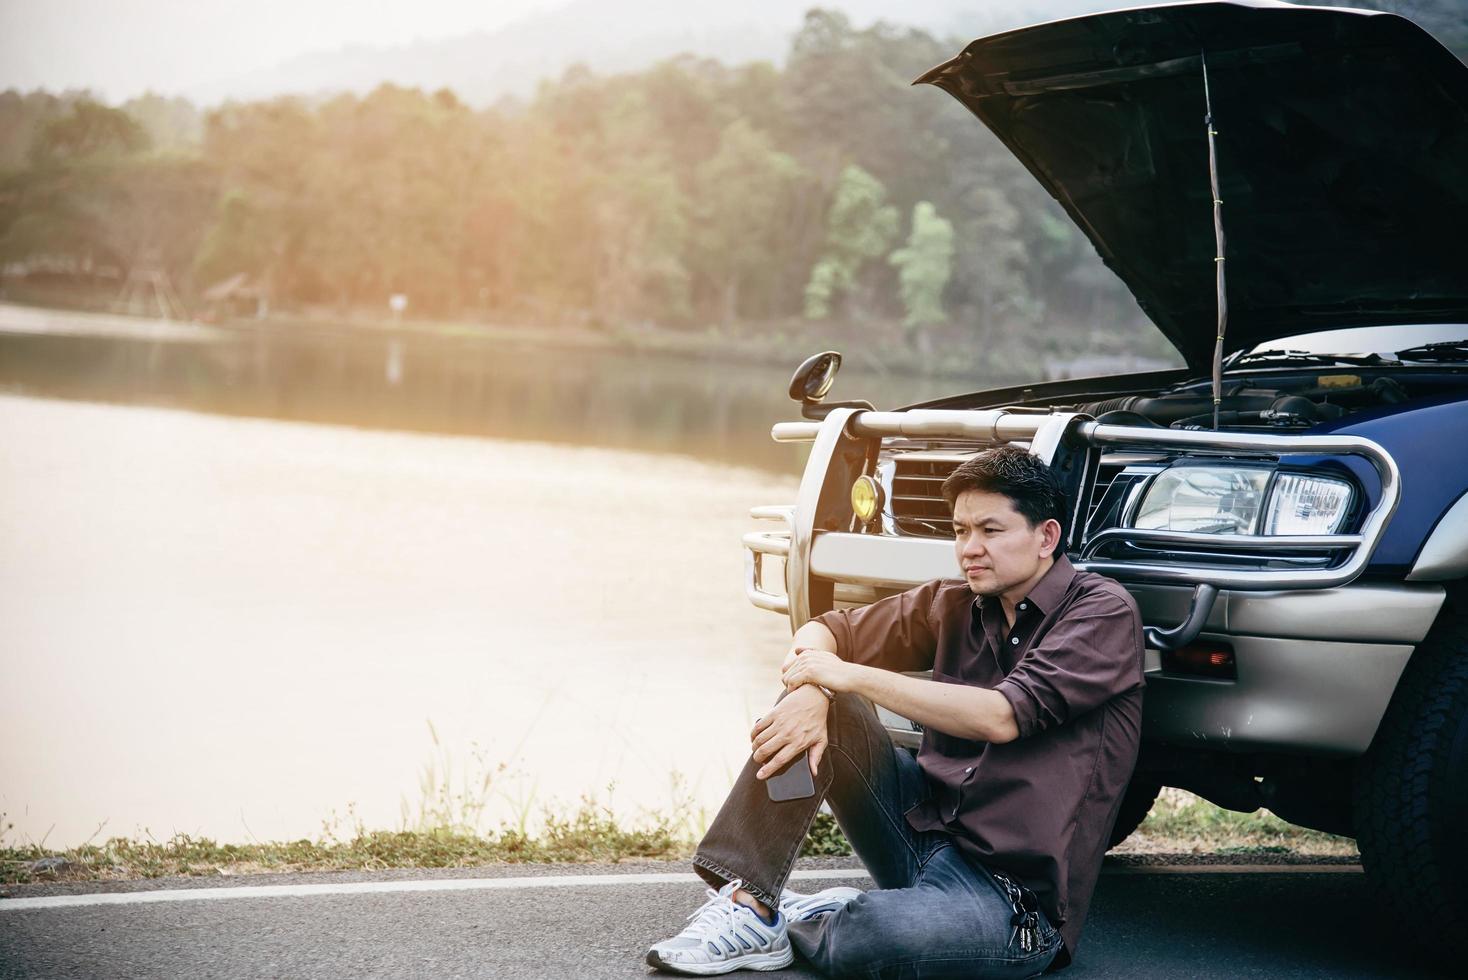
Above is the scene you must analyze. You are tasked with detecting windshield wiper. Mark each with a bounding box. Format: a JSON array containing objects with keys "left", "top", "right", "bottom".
[
  {"left": 1394, "top": 340, "right": 1468, "bottom": 363},
  {"left": 1227, "top": 348, "right": 1390, "bottom": 369}
]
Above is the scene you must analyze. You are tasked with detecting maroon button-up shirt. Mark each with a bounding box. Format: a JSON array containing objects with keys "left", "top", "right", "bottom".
[{"left": 814, "top": 554, "right": 1144, "bottom": 965}]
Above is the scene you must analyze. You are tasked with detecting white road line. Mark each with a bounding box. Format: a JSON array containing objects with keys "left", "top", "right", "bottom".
[
  {"left": 0, "top": 869, "right": 866, "bottom": 911},
  {"left": 0, "top": 864, "right": 1361, "bottom": 912},
  {"left": 1101, "top": 864, "right": 1362, "bottom": 875}
]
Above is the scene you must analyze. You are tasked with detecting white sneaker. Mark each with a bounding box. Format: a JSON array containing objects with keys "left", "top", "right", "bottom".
[
  {"left": 646, "top": 879, "right": 794, "bottom": 975},
  {"left": 778, "top": 885, "right": 864, "bottom": 923}
]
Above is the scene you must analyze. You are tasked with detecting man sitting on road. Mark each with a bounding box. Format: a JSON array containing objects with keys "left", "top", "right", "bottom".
[{"left": 646, "top": 446, "right": 1145, "bottom": 977}]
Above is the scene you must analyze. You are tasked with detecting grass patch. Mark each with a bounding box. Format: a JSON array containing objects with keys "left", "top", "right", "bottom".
[
  {"left": 0, "top": 722, "right": 706, "bottom": 886},
  {"left": 799, "top": 788, "right": 1358, "bottom": 860},
  {"left": 1116, "top": 788, "right": 1358, "bottom": 857},
  {"left": 2, "top": 759, "right": 1358, "bottom": 885},
  {"left": 0, "top": 798, "right": 695, "bottom": 885}
]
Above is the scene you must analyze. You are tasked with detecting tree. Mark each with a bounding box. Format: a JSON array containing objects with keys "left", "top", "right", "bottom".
[
  {"left": 29, "top": 100, "right": 150, "bottom": 167},
  {"left": 803, "top": 165, "right": 898, "bottom": 319},
  {"left": 949, "top": 180, "right": 1033, "bottom": 337},
  {"left": 121, "top": 93, "right": 203, "bottom": 151},
  {"left": 691, "top": 120, "right": 806, "bottom": 321},
  {"left": 0, "top": 90, "right": 80, "bottom": 172},
  {"left": 889, "top": 201, "right": 953, "bottom": 329},
  {"left": 193, "top": 189, "right": 273, "bottom": 289}
]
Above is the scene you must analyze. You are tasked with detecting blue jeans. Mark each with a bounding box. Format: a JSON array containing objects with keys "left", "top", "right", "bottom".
[{"left": 693, "top": 692, "right": 1063, "bottom": 979}]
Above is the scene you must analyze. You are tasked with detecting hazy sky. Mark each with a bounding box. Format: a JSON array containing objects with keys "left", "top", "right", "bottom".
[
  {"left": 0, "top": 0, "right": 566, "bottom": 100},
  {"left": 1, "top": 1, "right": 1106, "bottom": 103}
]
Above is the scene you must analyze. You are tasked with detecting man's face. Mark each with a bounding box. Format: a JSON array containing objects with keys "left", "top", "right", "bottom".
[{"left": 952, "top": 490, "right": 1057, "bottom": 598}]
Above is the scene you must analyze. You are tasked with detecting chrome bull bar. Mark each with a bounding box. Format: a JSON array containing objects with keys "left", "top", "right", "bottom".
[
  {"left": 744, "top": 506, "right": 794, "bottom": 615},
  {"left": 745, "top": 407, "right": 1401, "bottom": 648}
]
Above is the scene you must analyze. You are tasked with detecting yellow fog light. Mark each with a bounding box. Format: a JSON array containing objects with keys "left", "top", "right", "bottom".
[{"left": 851, "top": 476, "right": 883, "bottom": 523}]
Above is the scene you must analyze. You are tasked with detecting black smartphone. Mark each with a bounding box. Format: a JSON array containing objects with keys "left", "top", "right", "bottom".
[{"left": 765, "top": 749, "right": 816, "bottom": 802}]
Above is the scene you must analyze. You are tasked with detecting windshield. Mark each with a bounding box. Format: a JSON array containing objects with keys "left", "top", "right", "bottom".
[{"left": 1243, "top": 324, "right": 1468, "bottom": 358}]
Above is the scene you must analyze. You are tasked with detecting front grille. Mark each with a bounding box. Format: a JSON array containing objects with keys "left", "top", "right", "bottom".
[
  {"left": 1081, "top": 463, "right": 1159, "bottom": 544},
  {"left": 891, "top": 457, "right": 961, "bottom": 537},
  {"left": 1084, "top": 463, "right": 1127, "bottom": 533},
  {"left": 889, "top": 456, "right": 1134, "bottom": 542}
]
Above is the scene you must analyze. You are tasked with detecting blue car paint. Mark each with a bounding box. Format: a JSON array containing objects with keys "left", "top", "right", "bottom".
[{"left": 1306, "top": 392, "right": 1468, "bottom": 575}]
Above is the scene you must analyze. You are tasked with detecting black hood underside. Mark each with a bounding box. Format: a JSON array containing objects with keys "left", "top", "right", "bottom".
[{"left": 917, "top": 1, "right": 1468, "bottom": 371}]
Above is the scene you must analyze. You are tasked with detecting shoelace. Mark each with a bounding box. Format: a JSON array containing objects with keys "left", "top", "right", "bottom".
[{"left": 676, "top": 881, "right": 743, "bottom": 940}]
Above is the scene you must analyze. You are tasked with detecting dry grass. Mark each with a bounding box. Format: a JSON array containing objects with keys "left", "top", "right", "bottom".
[
  {"left": 0, "top": 799, "right": 693, "bottom": 885},
  {"left": 1111, "top": 788, "right": 1359, "bottom": 858},
  {"left": 2, "top": 788, "right": 1357, "bottom": 886}
]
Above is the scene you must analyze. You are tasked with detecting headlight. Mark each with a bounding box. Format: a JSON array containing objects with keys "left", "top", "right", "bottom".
[
  {"left": 1263, "top": 473, "right": 1352, "bottom": 535},
  {"left": 1132, "top": 464, "right": 1353, "bottom": 536},
  {"left": 1133, "top": 465, "right": 1270, "bottom": 534}
]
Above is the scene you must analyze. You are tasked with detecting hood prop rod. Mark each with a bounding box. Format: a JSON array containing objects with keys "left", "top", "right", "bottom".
[{"left": 1202, "top": 50, "right": 1228, "bottom": 430}]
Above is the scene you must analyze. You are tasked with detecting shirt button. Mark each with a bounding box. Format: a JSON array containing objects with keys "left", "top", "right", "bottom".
[
  {"left": 1018, "top": 603, "right": 1027, "bottom": 611},
  {"left": 964, "top": 766, "right": 974, "bottom": 774},
  {"left": 1010, "top": 637, "right": 1020, "bottom": 645}
]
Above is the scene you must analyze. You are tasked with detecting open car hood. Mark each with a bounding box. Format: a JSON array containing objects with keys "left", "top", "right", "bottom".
[{"left": 917, "top": 1, "right": 1468, "bottom": 371}]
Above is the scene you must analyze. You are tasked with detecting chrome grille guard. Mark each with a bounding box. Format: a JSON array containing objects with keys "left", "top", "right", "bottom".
[{"left": 744, "top": 408, "right": 1400, "bottom": 648}]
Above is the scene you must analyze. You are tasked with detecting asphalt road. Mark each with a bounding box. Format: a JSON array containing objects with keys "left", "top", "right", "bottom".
[{"left": 0, "top": 859, "right": 1441, "bottom": 979}]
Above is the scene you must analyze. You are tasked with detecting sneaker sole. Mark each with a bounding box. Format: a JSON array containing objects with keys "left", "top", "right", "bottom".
[{"left": 645, "top": 947, "right": 795, "bottom": 975}]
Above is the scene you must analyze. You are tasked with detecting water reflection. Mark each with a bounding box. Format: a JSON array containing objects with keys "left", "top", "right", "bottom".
[{"left": 0, "top": 322, "right": 1009, "bottom": 473}]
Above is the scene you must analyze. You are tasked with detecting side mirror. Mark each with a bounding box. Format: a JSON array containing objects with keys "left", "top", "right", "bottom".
[
  {"left": 788, "top": 350, "right": 842, "bottom": 405},
  {"left": 787, "top": 350, "right": 875, "bottom": 420}
]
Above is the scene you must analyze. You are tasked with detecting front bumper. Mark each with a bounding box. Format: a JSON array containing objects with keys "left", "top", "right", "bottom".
[{"left": 744, "top": 407, "right": 1425, "bottom": 756}]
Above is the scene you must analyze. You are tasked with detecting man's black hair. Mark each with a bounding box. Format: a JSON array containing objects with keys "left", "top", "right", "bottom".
[{"left": 940, "top": 445, "right": 1068, "bottom": 553}]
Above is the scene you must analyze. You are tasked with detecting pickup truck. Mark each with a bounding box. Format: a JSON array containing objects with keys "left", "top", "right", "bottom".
[{"left": 743, "top": 1, "right": 1468, "bottom": 960}]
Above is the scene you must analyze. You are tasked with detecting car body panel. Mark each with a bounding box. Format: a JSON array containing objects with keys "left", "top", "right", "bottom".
[
  {"left": 1409, "top": 489, "right": 1468, "bottom": 580},
  {"left": 1313, "top": 395, "right": 1468, "bottom": 572}
]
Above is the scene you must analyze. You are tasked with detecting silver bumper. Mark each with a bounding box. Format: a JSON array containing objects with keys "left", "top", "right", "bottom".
[
  {"left": 748, "top": 526, "right": 1445, "bottom": 754},
  {"left": 744, "top": 406, "right": 1424, "bottom": 755}
]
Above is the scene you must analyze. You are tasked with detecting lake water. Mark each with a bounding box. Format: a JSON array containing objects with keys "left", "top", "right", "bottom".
[
  {"left": 0, "top": 307, "right": 1011, "bottom": 848},
  {"left": 0, "top": 308, "right": 1009, "bottom": 475}
]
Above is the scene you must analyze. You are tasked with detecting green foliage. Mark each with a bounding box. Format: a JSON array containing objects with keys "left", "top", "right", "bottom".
[
  {"left": 0, "top": 8, "right": 1163, "bottom": 350},
  {"left": 889, "top": 201, "right": 954, "bottom": 329},
  {"left": 0, "top": 155, "right": 217, "bottom": 292},
  {"left": 0, "top": 90, "right": 81, "bottom": 172},
  {"left": 950, "top": 184, "right": 1033, "bottom": 340},
  {"left": 1137, "top": 789, "right": 1354, "bottom": 849},
  {"left": 803, "top": 165, "right": 898, "bottom": 319},
  {"left": 30, "top": 100, "right": 150, "bottom": 167},
  {"left": 801, "top": 812, "right": 853, "bottom": 857},
  {"left": 193, "top": 190, "right": 271, "bottom": 286},
  {"left": 692, "top": 120, "right": 807, "bottom": 321},
  {"left": 0, "top": 799, "right": 688, "bottom": 883},
  {"left": 120, "top": 94, "right": 203, "bottom": 151},
  {"left": 0, "top": 787, "right": 1360, "bottom": 884},
  {"left": 803, "top": 258, "right": 844, "bottom": 322}
]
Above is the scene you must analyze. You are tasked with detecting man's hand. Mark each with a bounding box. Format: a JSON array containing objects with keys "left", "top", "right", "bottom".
[
  {"left": 781, "top": 648, "right": 859, "bottom": 695},
  {"left": 750, "top": 684, "right": 830, "bottom": 779}
]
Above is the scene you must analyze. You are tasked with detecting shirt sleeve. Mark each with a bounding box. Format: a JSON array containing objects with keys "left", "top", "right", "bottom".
[
  {"left": 993, "top": 585, "right": 1144, "bottom": 739},
  {"left": 811, "top": 579, "right": 945, "bottom": 673}
]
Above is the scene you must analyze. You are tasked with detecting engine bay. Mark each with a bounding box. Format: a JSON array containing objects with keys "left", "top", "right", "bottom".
[{"left": 1058, "top": 370, "right": 1454, "bottom": 431}]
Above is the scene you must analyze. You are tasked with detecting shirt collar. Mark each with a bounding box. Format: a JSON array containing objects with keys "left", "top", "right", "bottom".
[
  {"left": 970, "top": 554, "right": 1076, "bottom": 620},
  {"left": 1024, "top": 554, "right": 1076, "bottom": 614}
]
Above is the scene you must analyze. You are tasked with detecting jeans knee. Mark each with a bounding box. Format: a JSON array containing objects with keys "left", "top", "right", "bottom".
[
  {"left": 795, "top": 914, "right": 878, "bottom": 980},
  {"left": 827, "top": 692, "right": 881, "bottom": 745}
]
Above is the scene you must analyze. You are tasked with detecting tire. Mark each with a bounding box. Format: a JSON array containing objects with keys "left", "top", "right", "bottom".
[
  {"left": 1354, "top": 590, "right": 1468, "bottom": 964},
  {"left": 1107, "top": 776, "right": 1162, "bottom": 850}
]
